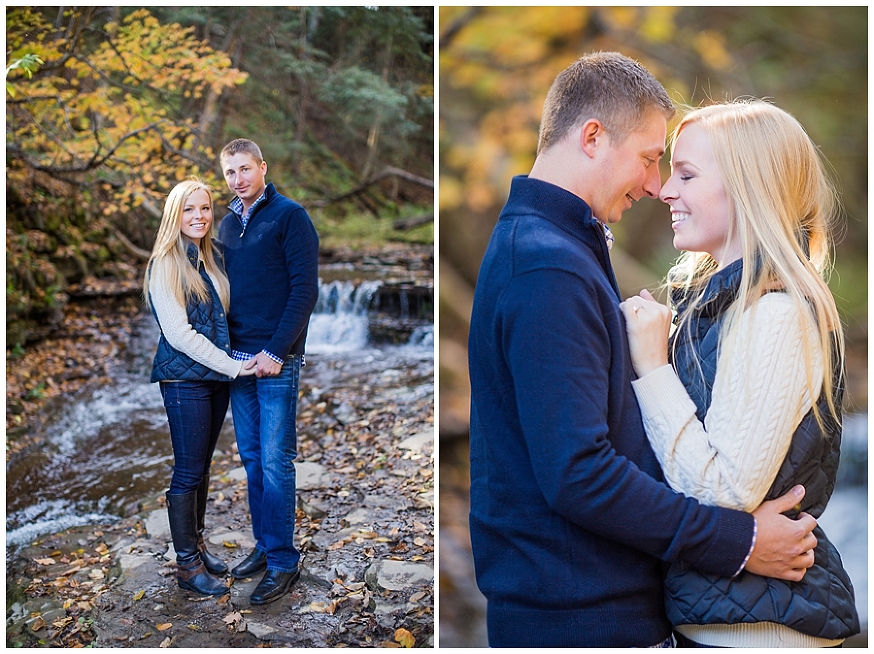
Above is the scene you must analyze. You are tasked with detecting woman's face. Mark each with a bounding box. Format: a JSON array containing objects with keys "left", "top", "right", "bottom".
[
  {"left": 659, "top": 122, "right": 740, "bottom": 267},
  {"left": 180, "top": 189, "right": 213, "bottom": 244}
]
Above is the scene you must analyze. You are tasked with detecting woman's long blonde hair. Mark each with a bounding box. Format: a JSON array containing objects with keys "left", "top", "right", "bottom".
[
  {"left": 667, "top": 99, "right": 844, "bottom": 428},
  {"left": 143, "top": 178, "right": 230, "bottom": 312}
]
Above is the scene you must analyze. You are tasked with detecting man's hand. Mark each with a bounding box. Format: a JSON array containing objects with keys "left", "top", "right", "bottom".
[
  {"left": 246, "top": 352, "right": 282, "bottom": 377},
  {"left": 746, "top": 485, "right": 817, "bottom": 582}
]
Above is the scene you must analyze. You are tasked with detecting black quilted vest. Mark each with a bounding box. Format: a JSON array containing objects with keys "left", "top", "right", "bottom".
[
  {"left": 149, "top": 242, "right": 233, "bottom": 383},
  {"left": 664, "top": 259, "right": 860, "bottom": 640}
]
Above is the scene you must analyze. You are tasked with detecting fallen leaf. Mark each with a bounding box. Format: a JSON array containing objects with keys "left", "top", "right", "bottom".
[
  {"left": 89, "top": 568, "right": 105, "bottom": 580},
  {"left": 157, "top": 623, "right": 172, "bottom": 631},
  {"left": 34, "top": 557, "right": 56, "bottom": 566},
  {"left": 133, "top": 590, "right": 146, "bottom": 601},
  {"left": 30, "top": 617, "right": 46, "bottom": 632},
  {"left": 159, "top": 636, "right": 172, "bottom": 648},
  {"left": 223, "top": 612, "right": 242, "bottom": 625},
  {"left": 409, "top": 591, "right": 427, "bottom": 603},
  {"left": 394, "top": 628, "right": 415, "bottom": 648},
  {"left": 187, "top": 624, "right": 200, "bottom": 631}
]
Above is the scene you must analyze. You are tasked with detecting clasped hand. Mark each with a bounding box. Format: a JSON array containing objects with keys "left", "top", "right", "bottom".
[
  {"left": 240, "top": 352, "right": 282, "bottom": 377},
  {"left": 618, "top": 288, "right": 672, "bottom": 378}
]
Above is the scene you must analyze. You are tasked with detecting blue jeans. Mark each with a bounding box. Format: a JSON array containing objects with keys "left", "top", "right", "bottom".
[
  {"left": 229, "top": 355, "right": 302, "bottom": 572},
  {"left": 160, "top": 380, "right": 229, "bottom": 495}
]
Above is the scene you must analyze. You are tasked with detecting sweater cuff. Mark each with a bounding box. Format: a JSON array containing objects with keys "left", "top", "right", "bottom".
[
  {"left": 631, "top": 364, "right": 697, "bottom": 421},
  {"left": 734, "top": 517, "right": 757, "bottom": 577}
]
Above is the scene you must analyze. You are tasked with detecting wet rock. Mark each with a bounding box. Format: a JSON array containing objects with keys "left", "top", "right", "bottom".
[
  {"left": 342, "top": 507, "right": 371, "bottom": 526},
  {"left": 143, "top": 507, "right": 169, "bottom": 541},
  {"left": 364, "top": 560, "right": 433, "bottom": 592},
  {"left": 224, "top": 466, "right": 248, "bottom": 482},
  {"left": 206, "top": 527, "right": 255, "bottom": 549},
  {"left": 299, "top": 497, "right": 328, "bottom": 519},
  {"left": 334, "top": 402, "right": 357, "bottom": 425},
  {"left": 245, "top": 621, "right": 277, "bottom": 638},
  {"left": 297, "top": 461, "right": 330, "bottom": 489},
  {"left": 398, "top": 428, "right": 433, "bottom": 452}
]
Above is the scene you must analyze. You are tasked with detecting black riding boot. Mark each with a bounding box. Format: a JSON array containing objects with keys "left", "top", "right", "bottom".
[
  {"left": 166, "top": 491, "right": 228, "bottom": 596},
  {"left": 195, "top": 477, "right": 228, "bottom": 575}
]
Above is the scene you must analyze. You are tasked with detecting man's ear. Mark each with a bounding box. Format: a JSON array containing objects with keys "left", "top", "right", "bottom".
[{"left": 579, "top": 119, "right": 605, "bottom": 159}]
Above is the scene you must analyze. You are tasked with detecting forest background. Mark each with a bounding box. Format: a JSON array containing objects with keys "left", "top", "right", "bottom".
[
  {"left": 438, "top": 6, "right": 868, "bottom": 647},
  {"left": 6, "top": 5, "right": 434, "bottom": 439}
]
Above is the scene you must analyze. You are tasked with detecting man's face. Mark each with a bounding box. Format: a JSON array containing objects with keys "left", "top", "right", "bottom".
[
  {"left": 222, "top": 152, "right": 267, "bottom": 205},
  {"left": 589, "top": 111, "right": 667, "bottom": 224}
]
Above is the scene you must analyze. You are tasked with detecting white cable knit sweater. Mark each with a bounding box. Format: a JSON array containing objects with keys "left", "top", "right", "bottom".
[
  {"left": 149, "top": 259, "right": 243, "bottom": 380},
  {"left": 631, "top": 292, "right": 841, "bottom": 648}
]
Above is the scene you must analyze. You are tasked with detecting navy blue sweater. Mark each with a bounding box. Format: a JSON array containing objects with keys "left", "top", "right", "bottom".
[
  {"left": 467, "top": 176, "right": 754, "bottom": 647},
  {"left": 217, "top": 183, "right": 319, "bottom": 358}
]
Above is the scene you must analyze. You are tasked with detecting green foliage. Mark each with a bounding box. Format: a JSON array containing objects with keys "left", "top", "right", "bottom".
[
  {"left": 313, "top": 208, "right": 433, "bottom": 250},
  {"left": 5, "top": 53, "right": 44, "bottom": 97},
  {"left": 319, "top": 66, "right": 414, "bottom": 137}
]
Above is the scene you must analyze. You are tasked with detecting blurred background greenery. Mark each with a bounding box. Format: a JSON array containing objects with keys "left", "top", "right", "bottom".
[{"left": 437, "top": 6, "right": 867, "bottom": 647}]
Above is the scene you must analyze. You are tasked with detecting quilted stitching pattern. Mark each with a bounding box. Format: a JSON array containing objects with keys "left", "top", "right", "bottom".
[{"left": 663, "top": 261, "right": 859, "bottom": 640}]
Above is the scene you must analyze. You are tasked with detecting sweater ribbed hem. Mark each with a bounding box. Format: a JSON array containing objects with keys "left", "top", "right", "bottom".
[{"left": 677, "top": 622, "right": 844, "bottom": 647}]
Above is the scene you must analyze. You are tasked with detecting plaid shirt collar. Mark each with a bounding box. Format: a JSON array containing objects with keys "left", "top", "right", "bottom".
[{"left": 229, "top": 190, "right": 268, "bottom": 228}]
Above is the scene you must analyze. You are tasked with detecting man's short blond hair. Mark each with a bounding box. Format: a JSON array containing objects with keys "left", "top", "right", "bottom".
[
  {"left": 537, "top": 51, "right": 675, "bottom": 155},
  {"left": 220, "top": 138, "right": 264, "bottom": 164}
]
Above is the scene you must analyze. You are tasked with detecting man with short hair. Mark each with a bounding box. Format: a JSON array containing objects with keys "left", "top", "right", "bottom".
[
  {"left": 467, "top": 51, "right": 818, "bottom": 647},
  {"left": 218, "top": 138, "right": 319, "bottom": 605}
]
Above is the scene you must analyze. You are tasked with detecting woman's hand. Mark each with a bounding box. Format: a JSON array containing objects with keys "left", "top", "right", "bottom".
[
  {"left": 619, "top": 288, "right": 672, "bottom": 378},
  {"left": 237, "top": 360, "right": 258, "bottom": 377}
]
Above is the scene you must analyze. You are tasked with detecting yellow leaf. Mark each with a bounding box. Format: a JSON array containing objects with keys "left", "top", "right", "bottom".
[
  {"left": 222, "top": 541, "right": 238, "bottom": 549},
  {"left": 394, "top": 628, "right": 415, "bottom": 648},
  {"left": 157, "top": 623, "right": 172, "bottom": 631},
  {"left": 133, "top": 589, "right": 146, "bottom": 600}
]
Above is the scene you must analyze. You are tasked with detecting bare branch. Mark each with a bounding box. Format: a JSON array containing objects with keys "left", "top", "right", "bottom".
[{"left": 309, "top": 166, "right": 433, "bottom": 208}]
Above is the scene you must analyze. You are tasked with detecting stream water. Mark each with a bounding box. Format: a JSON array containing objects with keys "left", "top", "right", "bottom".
[{"left": 5, "top": 271, "right": 434, "bottom": 556}]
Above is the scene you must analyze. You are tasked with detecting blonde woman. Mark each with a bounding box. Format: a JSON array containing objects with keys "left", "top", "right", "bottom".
[
  {"left": 144, "top": 179, "right": 254, "bottom": 596},
  {"left": 621, "top": 100, "right": 859, "bottom": 647}
]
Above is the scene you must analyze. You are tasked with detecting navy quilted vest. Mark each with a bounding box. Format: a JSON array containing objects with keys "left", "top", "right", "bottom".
[
  {"left": 149, "top": 242, "right": 233, "bottom": 383},
  {"left": 663, "top": 259, "right": 859, "bottom": 640}
]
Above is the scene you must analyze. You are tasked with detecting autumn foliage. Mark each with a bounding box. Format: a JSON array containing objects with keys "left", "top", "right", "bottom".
[{"left": 6, "top": 8, "right": 247, "bottom": 219}]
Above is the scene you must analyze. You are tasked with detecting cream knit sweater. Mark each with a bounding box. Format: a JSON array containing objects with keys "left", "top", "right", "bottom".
[
  {"left": 149, "top": 259, "right": 243, "bottom": 380},
  {"left": 631, "top": 292, "right": 841, "bottom": 648}
]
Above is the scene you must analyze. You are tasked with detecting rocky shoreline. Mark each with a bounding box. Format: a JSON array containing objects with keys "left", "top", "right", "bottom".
[
  {"left": 7, "top": 421, "right": 434, "bottom": 648},
  {"left": 6, "top": 244, "right": 435, "bottom": 648}
]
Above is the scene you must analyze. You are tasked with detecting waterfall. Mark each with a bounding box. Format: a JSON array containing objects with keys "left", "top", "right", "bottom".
[{"left": 306, "top": 279, "right": 382, "bottom": 353}]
